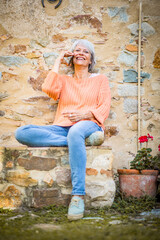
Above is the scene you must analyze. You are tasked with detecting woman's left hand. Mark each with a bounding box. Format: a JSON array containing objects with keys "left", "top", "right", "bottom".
[{"left": 62, "top": 111, "right": 94, "bottom": 122}]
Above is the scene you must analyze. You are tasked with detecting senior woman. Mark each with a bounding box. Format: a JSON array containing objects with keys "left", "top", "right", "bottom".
[{"left": 15, "top": 39, "right": 111, "bottom": 220}]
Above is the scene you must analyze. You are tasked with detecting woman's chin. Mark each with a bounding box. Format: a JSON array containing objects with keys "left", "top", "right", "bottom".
[{"left": 74, "top": 63, "right": 88, "bottom": 68}]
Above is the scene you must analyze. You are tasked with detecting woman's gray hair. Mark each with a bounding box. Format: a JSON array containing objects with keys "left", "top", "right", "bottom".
[{"left": 70, "top": 39, "right": 96, "bottom": 72}]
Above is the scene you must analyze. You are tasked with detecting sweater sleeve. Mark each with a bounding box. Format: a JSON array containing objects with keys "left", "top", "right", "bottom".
[
  {"left": 42, "top": 71, "right": 63, "bottom": 101},
  {"left": 91, "top": 76, "right": 111, "bottom": 125}
]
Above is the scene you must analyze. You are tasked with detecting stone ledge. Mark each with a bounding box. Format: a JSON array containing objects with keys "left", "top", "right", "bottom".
[{"left": 0, "top": 146, "right": 115, "bottom": 209}]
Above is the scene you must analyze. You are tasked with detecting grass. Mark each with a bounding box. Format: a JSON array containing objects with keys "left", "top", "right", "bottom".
[{"left": 0, "top": 192, "right": 159, "bottom": 240}]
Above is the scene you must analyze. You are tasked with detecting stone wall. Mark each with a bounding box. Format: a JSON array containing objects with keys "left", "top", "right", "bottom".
[
  {"left": 0, "top": 146, "right": 115, "bottom": 209},
  {"left": 0, "top": 0, "right": 160, "bottom": 171}
]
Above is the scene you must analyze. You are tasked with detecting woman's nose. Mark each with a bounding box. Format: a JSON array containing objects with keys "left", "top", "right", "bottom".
[{"left": 78, "top": 51, "right": 84, "bottom": 55}]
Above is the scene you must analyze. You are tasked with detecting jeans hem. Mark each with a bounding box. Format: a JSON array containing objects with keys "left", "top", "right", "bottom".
[{"left": 71, "top": 192, "right": 86, "bottom": 195}]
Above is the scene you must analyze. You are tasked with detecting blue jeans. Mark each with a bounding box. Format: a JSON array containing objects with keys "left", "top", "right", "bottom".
[{"left": 15, "top": 121, "right": 102, "bottom": 195}]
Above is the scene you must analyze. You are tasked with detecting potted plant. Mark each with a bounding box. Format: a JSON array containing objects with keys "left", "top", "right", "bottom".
[{"left": 118, "top": 134, "right": 160, "bottom": 198}]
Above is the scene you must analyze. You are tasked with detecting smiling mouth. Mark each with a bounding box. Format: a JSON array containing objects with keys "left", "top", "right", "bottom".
[{"left": 76, "top": 57, "right": 85, "bottom": 60}]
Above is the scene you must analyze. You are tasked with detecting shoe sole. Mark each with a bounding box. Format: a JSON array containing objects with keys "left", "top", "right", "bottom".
[{"left": 67, "top": 213, "right": 84, "bottom": 221}]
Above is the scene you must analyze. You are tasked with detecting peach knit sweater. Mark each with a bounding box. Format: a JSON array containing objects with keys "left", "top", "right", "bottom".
[{"left": 42, "top": 71, "right": 111, "bottom": 129}]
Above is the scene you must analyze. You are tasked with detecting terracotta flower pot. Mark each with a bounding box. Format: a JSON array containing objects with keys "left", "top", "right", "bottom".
[{"left": 117, "top": 169, "right": 159, "bottom": 198}]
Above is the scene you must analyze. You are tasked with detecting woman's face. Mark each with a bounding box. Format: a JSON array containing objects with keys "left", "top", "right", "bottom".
[{"left": 73, "top": 44, "right": 91, "bottom": 68}]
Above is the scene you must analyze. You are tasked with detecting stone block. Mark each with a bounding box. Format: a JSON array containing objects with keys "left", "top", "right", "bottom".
[
  {"left": 2, "top": 71, "right": 17, "bottom": 81},
  {"left": 118, "top": 51, "right": 137, "bottom": 67},
  {"left": 0, "top": 110, "right": 5, "bottom": 116},
  {"left": 26, "top": 52, "right": 40, "bottom": 59},
  {"left": 94, "top": 40, "right": 106, "bottom": 45},
  {"left": 43, "top": 173, "right": 54, "bottom": 187},
  {"left": 6, "top": 170, "right": 38, "bottom": 187},
  {"left": 61, "top": 155, "right": 69, "bottom": 166},
  {"left": 100, "top": 169, "right": 113, "bottom": 177},
  {"left": 5, "top": 161, "right": 14, "bottom": 169},
  {"left": 0, "top": 147, "right": 4, "bottom": 163},
  {"left": 29, "top": 40, "right": 42, "bottom": 50},
  {"left": 0, "top": 185, "right": 22, "bottom": 209},
  {"left": 105, "top": 126, "right": 119, "bottom": 137},
  {"left": 0, "top": 56, "right": 29, "bottom": 67},
  {"left": 86, "top": 179, "right": 115, "bottom": 207},
  {"left": 43, "top": 52, "right": 59, "bottom": 66},
  {"left": 123, "top": 69, "right": 150, "bottom": 83},
  {"left": 124, "top": 98, "right": 138, "bottom": 113},
  {"left": 90, "top": 148, "right": 113, "bottom": 171},
  {"left": 153, "top": 49, "right": 160, "bottom": 68},
  {"left": 0, "top": 162, "right": 3, "bottom": 173},
  {"left": 112, "top": 66, "right": 120, "bottom": 71},
  {"left": 32, "top": 189, "right": 71, "bottom": 208},
  {"left": 147, "top": 123, "right": 155, "bottom": 132},
  {"left": 109, "top": 82, "right": 114, "bottom": 88},
  {"left": 14, "top": 44, "right": 27, "bottom": 53},
  {"left": 0, "top": 92, "right": 9, "bottom": 101},
  {"left": 55, "top": 167, "right": 71, "bottom": 186},
  {"left": 151, "top": 81, "right": 160, "bottom": 91},
  {"left": 153, "top": 113, "right": 160, "bottom": 122},
  {"left": 85, "top": 131, "right": 104, "bottom": 146},
  {"left": 142, "top": 112, "right": 153, "bottom": 121},
  {"left": 125, "top": 44, "right": 138, "bottom": 52},
  {"left": 28, "top": 170, "right": 47, "bottom": 185},
  {"left": 17, "top": 156, "right": 57, "bottom": 171},
  {"left": 15, "top": 105, "right": 43, "bottom": 117},
  {"left": 5, "top": 113, "right": 22, "bottom": 121},
  {"left": 37, "top": 37, "right": 49, "bottom": 47},
  {"left": 148, "top": 106, "right": 155, "bottom": 112},
  {"left": 0, "top": 162, "right": 3, "bottom": 175},
  {"left": 107, "top": 7, "right": 128, "bottom": 22},
  {"left": 86, "top": 168, "right": 98, "bottom": 176},
  {"left": 107, "top": 110, "right": 117, "bottom": 120},
  {"left": 28, "top": 70, "right": 49, "bottom": 91},
  {"left": 23, "top": 96, "right": 50, "bottom": 103},
  {"left": 105, "top": 71, "right": 116, "bottom": 81},
  {"left": 127, "top": 115, "right": 138, "bottom": 131},
  {"left": 128, "top": 22, "right": 155, "bottom": 37},
  {"left": 0, "top": 34, "right": 11, "bottom": 41},
  {"left": 118, "top": 84, "right": 144, "bottom": 97},
  {"left": 1, "top": 133, "right": 12, "bottom": 141},
  {"left": 52, "top": 34, "right": 67, "bottom": 42},
  {"left": 70, "top": 15, "right": 102, "bottom": 31},
  {"left": 141, "top": 22, "right": 156, "bottom": 36}
]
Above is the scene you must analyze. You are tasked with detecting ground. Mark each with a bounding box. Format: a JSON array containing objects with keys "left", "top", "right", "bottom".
[{"left": 0, "top": 195, "right": 160, "bottom": 240}]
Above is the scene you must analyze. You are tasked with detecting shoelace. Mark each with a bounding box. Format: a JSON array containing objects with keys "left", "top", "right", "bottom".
[{"left": 70, "top": 199, "right": 80, "bottom": 207}]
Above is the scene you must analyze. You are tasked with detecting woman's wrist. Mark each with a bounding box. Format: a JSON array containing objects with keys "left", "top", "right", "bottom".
[{"left": 51, "top": 57, "right": 62, "bottom": 73}]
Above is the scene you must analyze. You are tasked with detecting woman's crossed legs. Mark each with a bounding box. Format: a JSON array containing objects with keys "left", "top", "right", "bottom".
[{"left": 15, "top": 121, "right": 102, "bottom": 218}]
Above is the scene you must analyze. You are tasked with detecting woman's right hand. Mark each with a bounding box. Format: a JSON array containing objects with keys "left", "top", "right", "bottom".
[
  {"left": 59, "top": 51, "right": 74, "bottom": 66},
  {"left": 51, "top": 51, "right": 74, "bottom": 73}
]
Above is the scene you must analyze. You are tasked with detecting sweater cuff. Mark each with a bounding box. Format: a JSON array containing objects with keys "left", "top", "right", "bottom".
[{"left": 91, "top": 109, "right": 104, "bottom": 125}]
